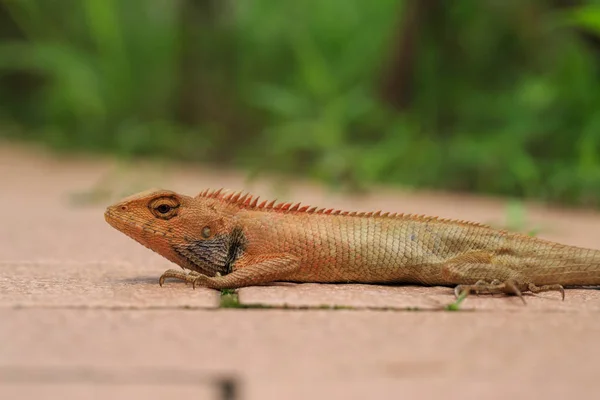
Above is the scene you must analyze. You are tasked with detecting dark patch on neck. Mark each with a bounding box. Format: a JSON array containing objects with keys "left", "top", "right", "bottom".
[
  {"left": 172, "top": 226, "right": 246, "bottom": 277},
  {"left": 224, "top": 226, "right": 247, "bottom": 274}
]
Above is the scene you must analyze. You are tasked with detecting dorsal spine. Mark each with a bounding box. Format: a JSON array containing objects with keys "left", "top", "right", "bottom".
[{"left": 195, "top": 188, "right": 492, "bottom": 228}]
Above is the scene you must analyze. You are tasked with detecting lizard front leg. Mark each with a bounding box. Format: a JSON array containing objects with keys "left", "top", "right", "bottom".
[{"left": 160, "top": 254, "right": 300, "bottom": 290}]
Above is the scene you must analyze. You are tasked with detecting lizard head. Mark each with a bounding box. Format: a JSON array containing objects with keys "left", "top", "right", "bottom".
[{"left": 104, "top": 189, "right": 245, "bottom": 277}]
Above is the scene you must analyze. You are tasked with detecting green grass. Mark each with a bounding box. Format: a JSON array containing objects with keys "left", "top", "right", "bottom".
[
  {"left": 445, "top": 290, "right": 468, "bottom": 311},
  {"left": 219, "top": 289, "right": 242, "bottom": 308}
]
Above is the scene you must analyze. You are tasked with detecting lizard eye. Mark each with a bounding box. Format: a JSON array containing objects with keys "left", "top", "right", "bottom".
[
  {"left": 201, "top": 226, "right": 211, "bottom": 238},
  {"left": 149, "top": 196, "right": 180, "bottom": 220},
  {"left": 156, "top": 204, "right": 171, "bottom": 214}
]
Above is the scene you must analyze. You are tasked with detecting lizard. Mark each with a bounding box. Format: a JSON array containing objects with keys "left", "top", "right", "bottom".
[{"left": 104, "top": 188, "right": 600, "bottom": 302}]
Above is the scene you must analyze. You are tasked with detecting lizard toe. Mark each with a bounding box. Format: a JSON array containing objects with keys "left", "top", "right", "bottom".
[{"left": 527, "top": 283, "right": 565, "bottom": 301}]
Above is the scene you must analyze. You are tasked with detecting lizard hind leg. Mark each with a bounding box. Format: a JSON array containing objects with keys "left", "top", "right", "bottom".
[
  {"left": 453, "top": 281, "right": 566, "bottom": 304},
  {"left": 454, "top": 279, "right": 526, "bottom": 304},
  {"left": 442, "top": 256, "right": 566, "bottom": 303},
  {"left": 442, "top": 261, "right": 529, "bottom": 304}
]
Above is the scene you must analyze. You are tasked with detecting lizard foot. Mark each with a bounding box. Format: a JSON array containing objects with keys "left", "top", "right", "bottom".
[
  {"left": 159, "top": 269, "right": 203, "bottom": 286},
  {"left": 454, "top": 281, "right": 566, "bottom": 304},
  {"left": 527, "top": 283, "right": 565, "bottom": 301},
  {"left": 454, "top": 279, "right": 526, "bottom": 305}
]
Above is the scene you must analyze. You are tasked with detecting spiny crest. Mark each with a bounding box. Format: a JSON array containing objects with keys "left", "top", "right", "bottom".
[{"left": 196, "top": 188, "right": 492, "bottom": 228}]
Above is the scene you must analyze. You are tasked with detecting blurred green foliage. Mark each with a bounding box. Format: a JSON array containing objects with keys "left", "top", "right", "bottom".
[{"left": 2, "top": 0, "right": 600, "bottom": 206}]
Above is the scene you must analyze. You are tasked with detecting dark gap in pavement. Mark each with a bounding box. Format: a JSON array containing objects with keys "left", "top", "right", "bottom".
[{"left": 0, "top": 366, "right": 241, "bottom": 400}]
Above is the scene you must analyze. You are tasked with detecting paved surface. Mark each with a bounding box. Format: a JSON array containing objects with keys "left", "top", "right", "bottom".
[{"left": 2, "top": 143, "right": 600, "bottom": 399}]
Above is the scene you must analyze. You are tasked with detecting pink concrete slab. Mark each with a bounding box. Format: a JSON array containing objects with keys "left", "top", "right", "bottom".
[
  {"left": 1, "top": 309, "right": 600, "bottom": 399},
  {"left": 238, "top": 283, "right": 600, "bottom": 311},
  {"left": 3, "top": 143, "right": 600, "bottom": 399},
  {"left": 0, "top": 261, "right": 219, "bottom": 308},
  {"left": 0, "top": 384, "right": 217, "bottom": 400},
  {"left": 1, "top": 377, "right": 591, "bottom": 400}
]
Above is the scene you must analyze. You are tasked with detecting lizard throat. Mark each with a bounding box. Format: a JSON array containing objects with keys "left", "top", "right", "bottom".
[{"left": 172, "top": 226, "right": 247, "bottom": 277}]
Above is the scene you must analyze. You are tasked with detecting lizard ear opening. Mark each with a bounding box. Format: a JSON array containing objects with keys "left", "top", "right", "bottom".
[{"left": 201, "top": 226, "right": 211, "bottom": 238}]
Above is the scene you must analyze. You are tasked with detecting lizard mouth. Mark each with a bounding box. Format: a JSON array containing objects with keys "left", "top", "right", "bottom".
[
  {"left": 104, "top": 208, "right": 221, "bottom": 276},
  {"left": 104, "top": 209, "right": 125, "bottom": 231}
]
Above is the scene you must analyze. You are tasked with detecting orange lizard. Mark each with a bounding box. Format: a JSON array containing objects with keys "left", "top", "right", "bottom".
[{"left": 104, "top": 188, "right": 600, "bottom": 302}]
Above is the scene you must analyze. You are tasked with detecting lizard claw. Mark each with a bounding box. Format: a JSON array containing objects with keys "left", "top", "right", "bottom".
[
  {"left": 159, "top": 268, "right": 188, "bottom": 286},
  {"left": 527, "top": 283, "right": 565, "bottom": 301},
  {"left": 504, "top": 280, "right": 526, "bottom": 305},
  {"left": 454, "top": 285, "right": 466, "bottom": 298}
]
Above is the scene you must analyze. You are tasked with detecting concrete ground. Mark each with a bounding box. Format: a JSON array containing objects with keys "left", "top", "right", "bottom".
[{"left": 1, "top": 143, "right": 600, "bottom": 400}]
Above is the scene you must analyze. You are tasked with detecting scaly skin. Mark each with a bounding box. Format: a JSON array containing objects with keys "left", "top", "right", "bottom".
[{"left": 104, "top": 188, "right": 600, "bottom": 302}]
